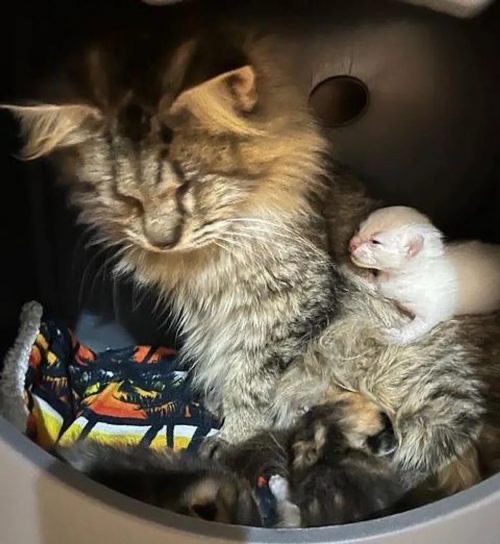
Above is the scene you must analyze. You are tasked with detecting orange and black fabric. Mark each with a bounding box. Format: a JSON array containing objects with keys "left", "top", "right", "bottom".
[{"left": 25, "top": 320, "right": 221, "bottom": 452}]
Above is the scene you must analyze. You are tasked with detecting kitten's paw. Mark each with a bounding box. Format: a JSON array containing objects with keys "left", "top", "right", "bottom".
[
  {"left": 367, "top": 414, "right": 398, "bottom": 457},
  {"left": 382, "top": 327, "right": 417, "bottom": 346},
  {"left": 198, "top": 433, "right": 230, "bottom": 461},
  {"left": 290, "top": 423, "right": 325, "bottom": 469},
  {"left": 269, "top": 475, "right": 290, "bottom": 502}
]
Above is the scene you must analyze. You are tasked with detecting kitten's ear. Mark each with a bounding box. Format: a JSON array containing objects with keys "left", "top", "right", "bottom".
[
  {"left": 405, "top": 234, "right": 424, "bottom": 257},
  {"left": 2, "top": 104, "right": 102, "bottom": 159}
]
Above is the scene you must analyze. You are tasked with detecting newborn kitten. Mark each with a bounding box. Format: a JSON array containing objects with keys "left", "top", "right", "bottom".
[
  {"left": 6, "top": 34, "right": 339, "bottom": 449},
  {"left": 57, "top": 442, "right": 263, "bottom": 526},
  {"left": 58, "top": 393, "right": 401, "bottom": 528},
  {"left": 349, "top": 206, "right": 500, "bottom": 344},
  {"left": 225, "top": 393, "right": 404, "bottom": 528},
  {"left": 278, "top": 400, "right": 402, "bottom": 527}
]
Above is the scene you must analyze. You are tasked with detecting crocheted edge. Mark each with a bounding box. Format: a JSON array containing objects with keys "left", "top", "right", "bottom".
[{"left": 0, "top": 301, "right": 43, "bottom": 431}]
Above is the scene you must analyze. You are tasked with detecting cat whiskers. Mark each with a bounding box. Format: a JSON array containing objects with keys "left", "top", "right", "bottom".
[
  {"left": 79, "top": 238, "right": 133, "bottom": 313},
  {"left": 78, "top": 237, "right": 120, "bottom": 308},
  {"left": 223, "top": 218, "right": 326, "bottom": 260}
]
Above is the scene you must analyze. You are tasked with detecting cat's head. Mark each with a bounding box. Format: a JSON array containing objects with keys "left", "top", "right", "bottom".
[{"left": 6, "top": 39, "right": 326, "bottom": 262}]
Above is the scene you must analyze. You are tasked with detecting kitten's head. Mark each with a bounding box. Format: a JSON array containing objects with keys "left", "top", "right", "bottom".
[
  {"left": 6, "top": 37, "right": 325, "bottom": 271},
  {"left": 349, "top": 206, "right": 443, "bottom": 270},
  {"left": 290, "top": 399, "right": 397, "bottom": 472}
]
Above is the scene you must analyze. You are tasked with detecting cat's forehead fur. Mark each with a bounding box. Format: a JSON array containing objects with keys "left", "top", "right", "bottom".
[
  {"left": 7, "top": 32, "right": 327, "bottom": 289},
  {"left": 358, "top": 206, "right": 432, "bottom": 241}
]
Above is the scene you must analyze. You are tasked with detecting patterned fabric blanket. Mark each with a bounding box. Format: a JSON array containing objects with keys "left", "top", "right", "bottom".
[
  {"left": 0, "top": 302, "right": 278, "bottom": 527},
  {"left": 1, "top": 302, "right": 220, "bottom": 453}
]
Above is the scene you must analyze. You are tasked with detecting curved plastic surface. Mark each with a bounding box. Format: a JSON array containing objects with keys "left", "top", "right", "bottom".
[{"left": 1, "top": 417, "right": 500, "bottom": 544}]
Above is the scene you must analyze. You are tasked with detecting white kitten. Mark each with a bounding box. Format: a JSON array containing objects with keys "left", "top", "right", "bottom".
[{"left": 349, "top": 206, "right": 500, "bottom": 345}]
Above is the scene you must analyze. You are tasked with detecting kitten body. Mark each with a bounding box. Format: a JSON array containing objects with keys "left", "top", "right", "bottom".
[
  {"left": 349, "top": 206, "right": 500, "bottom": 344},
  {"left": 284, "top": 400, "right": 402, "bottom": 527},
  {"left": 57, "top": 442, "right": 262, "bottom": 526},
  {"left": 225, "top": 394, "right": 402, "bottom": 528},
  {"left": 59, "top": 393, "right": 402, "bottom": 528}
]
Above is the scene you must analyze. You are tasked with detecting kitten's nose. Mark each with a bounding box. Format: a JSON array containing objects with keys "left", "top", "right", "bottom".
[{"left": 349, "top": 236, "right": 361, "bottom": 252}]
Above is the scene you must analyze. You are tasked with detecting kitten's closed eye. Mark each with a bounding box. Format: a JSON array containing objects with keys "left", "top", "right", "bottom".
[{"left": 371, "top": 239, "right": 382, "bottom": 245}]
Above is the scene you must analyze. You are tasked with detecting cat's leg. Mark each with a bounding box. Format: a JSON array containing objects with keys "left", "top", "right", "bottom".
[{"left": 200, "top": 361, "right": 278, "bottom": 458}]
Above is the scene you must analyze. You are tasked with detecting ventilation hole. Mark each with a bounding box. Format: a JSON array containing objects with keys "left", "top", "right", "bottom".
[{"left": 309, "top": 76, "right": 369, "bottom": 128}]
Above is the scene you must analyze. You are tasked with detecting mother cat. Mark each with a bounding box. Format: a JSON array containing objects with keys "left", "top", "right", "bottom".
[{"left": 7, "top": 33, "right": 500, "bottom": 493}]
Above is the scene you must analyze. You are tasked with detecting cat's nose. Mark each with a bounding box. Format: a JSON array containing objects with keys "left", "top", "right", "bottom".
[
  {"left": 118, "top": 102, "right": 152, "bottom": 142},
  {"left": 143, "top": 218, "right": 182, "bottom": 250},
  {"left": 349, "top": 236, "right": 361, "bottom": 252}
]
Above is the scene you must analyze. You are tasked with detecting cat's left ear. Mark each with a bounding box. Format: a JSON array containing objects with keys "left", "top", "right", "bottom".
[
  {"left": 2, "top": 104, "right": 102, "bottom": 159},
  {"left": 222, "top": 65, "right": 258, "bottom": 112},
  {"left": 171, "top": 65, "right": 258, "bottom": 116},
  {"left": 404, "top": 234, "right": 424, "bottom": 257}
]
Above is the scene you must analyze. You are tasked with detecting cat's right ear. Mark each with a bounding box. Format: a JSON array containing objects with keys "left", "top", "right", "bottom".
[{"left": 2, "top": 104, "right": 102, "bottom": 159}]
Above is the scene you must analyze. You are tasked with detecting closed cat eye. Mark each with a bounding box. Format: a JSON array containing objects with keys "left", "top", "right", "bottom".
[
  {"left": 120, "top": 194, "right": 144, "bottom": 214},
  {"left": 159, "top": 124, "right": 174, "bottom": 144},
  {"left": 371, "top": 239, "right": 382, "bottom": 245}
]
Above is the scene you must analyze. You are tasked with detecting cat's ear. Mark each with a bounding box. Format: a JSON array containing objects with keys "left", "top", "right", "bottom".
[
  {"left": 221, "top": 65, "right": 258, "bottom": 112},
  {"left": 404, "top": 234, "right": 424, "bottom": 257},
  {"left": 170, "top": 65, "right": 258, "bottom": 117},
  {"left": 2, "top": 104, "right": 102, "bottom": 159}
]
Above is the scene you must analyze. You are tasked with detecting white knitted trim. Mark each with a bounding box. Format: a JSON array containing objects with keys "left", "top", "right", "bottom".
[{"left": 0, "top": 301, "right": 43, "bottom": 431}]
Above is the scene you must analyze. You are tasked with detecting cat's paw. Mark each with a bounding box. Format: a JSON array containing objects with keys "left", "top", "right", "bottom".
[
  {"left": 290, "top": 424, "right": 324, "bottom": 469},
  {"left": 198, "top": 433, "right": 231, "bottom": 461},
  {"left": 269, "top": 475, "right": 290, "bottom": 502}
]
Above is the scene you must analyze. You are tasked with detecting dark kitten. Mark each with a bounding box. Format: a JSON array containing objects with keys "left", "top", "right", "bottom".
[
  {"left": 285, "top": 401, "right": 402, "bottom": 527},
  {"left": 224, "top": 393, "right": 404, "bottom": 527},
  {"left": 57, "top": 442, "right": 262, "bottom": 526},
  {"left": 58, "top": 394, "right": 401, "bottom": 528}
]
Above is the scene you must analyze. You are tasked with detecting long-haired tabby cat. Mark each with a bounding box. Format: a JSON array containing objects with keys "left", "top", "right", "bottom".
[
  {"left": 6, "top": 34, "right": 341, "bottom": 449},
  {"left": 6, "top": 29, "right": 500, "bottom": 497}
]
